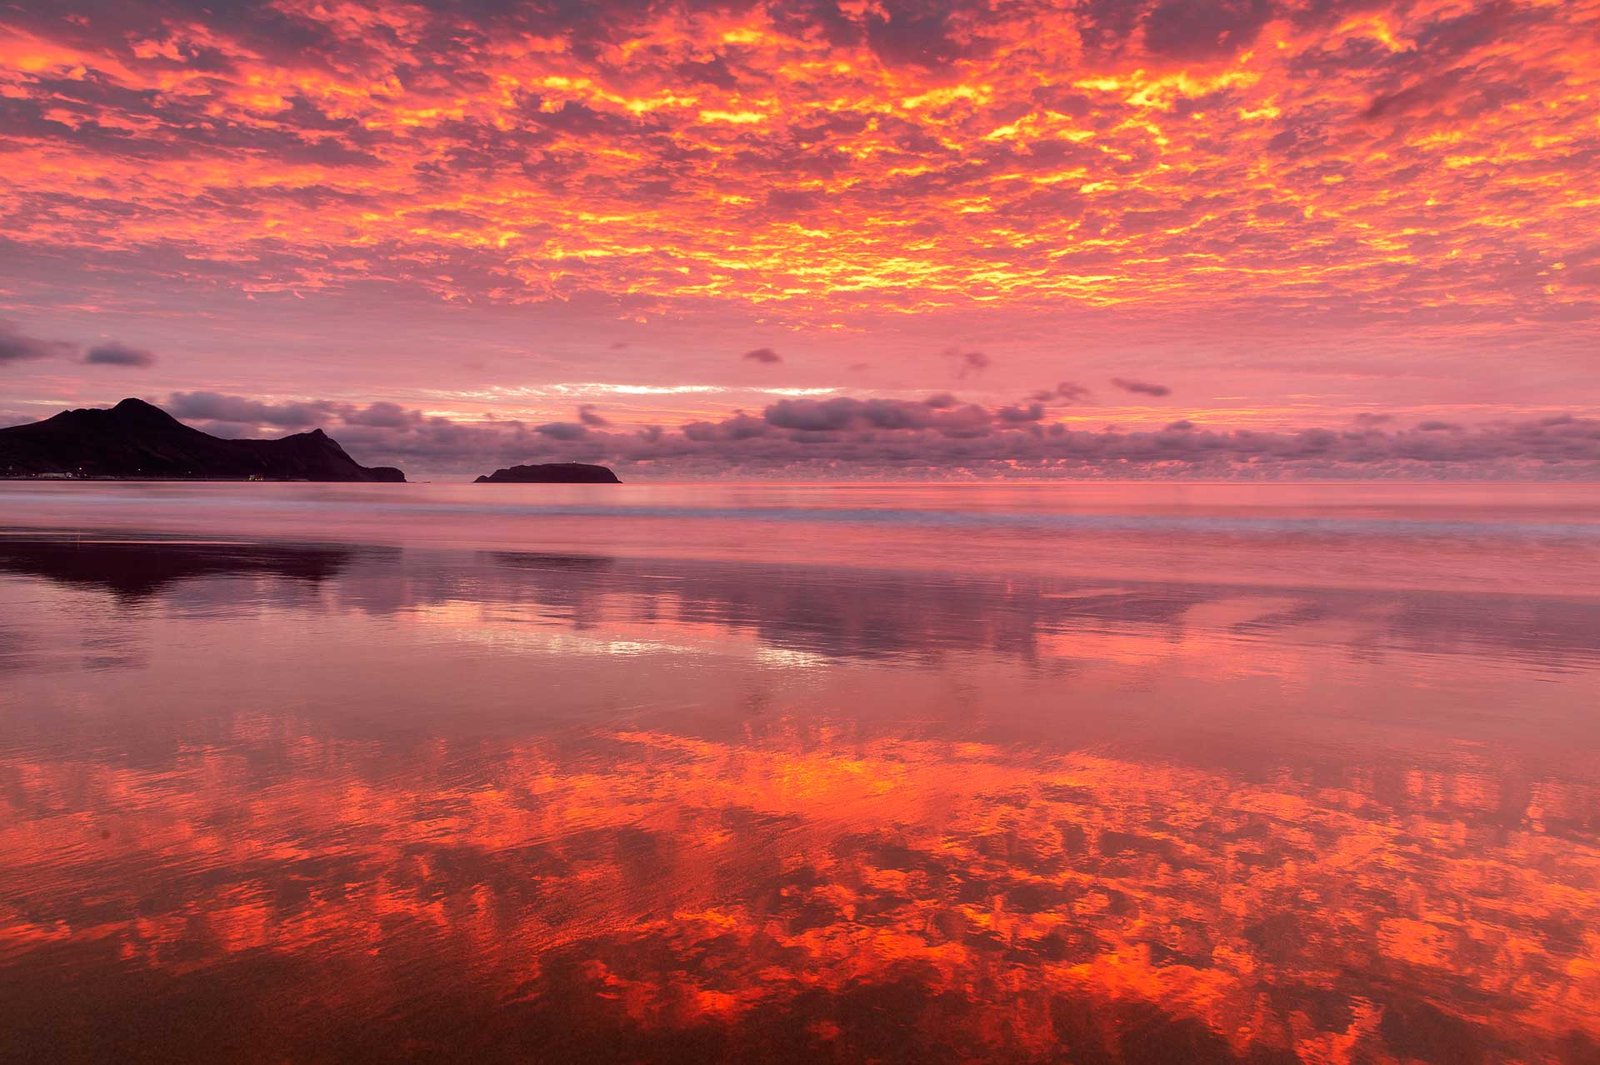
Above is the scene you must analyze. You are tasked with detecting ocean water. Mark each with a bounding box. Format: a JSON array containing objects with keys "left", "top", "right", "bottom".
[{"left": 0, "top": 482, "right": 1597, "bottom": 1063}]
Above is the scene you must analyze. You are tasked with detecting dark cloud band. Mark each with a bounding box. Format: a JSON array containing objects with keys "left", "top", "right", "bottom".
[{"left": 158, "top": 390, "right": 1600, "bottom": 479}]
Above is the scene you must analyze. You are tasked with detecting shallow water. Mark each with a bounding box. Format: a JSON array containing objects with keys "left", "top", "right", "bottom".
[{"left": 0, "top": 483, "right": 1597, "bottom": 1063}]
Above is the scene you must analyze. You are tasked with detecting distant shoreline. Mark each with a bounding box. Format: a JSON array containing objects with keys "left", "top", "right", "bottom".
[{"left": 0, "top": 475, "right": 403, "bottom": 483}]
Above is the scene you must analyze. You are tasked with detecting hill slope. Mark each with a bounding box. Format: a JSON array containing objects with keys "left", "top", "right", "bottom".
[{"left": 0, "top": 399, "right": 406, "bottom": 482}]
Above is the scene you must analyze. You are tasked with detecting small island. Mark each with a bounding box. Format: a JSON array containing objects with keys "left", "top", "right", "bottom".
[
  {"left": 0, "top": 398, "right": 406, "bottom": 482},
  {"left": 474, "top": 463, "right": 621, "bottom": 484}
]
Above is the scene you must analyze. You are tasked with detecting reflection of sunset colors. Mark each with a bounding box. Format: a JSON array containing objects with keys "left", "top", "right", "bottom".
[
  {"left": 2, "top": 523, "right": 1600, "bottom": 1061},
  {"left": 4, "top": 724, "right": 1598, "bottom": 1061}
]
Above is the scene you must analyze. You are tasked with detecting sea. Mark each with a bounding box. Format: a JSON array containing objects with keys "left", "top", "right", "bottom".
[{"left": 0, "top": 481, "right": 1597, "bottom": 1063}]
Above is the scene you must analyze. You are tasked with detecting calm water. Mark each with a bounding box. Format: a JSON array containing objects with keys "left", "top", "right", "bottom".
[{"left": 1, "top": 483, "right": 1597, "bottom": 1063}]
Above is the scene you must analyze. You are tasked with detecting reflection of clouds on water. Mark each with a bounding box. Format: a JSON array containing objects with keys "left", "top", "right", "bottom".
[
  {"left": 248, "top": 544, "right": 1600, "bottom": 671},
  {"left": 3, "top": 532, "right": 1599, "bottom": 671},
  {"left": 1, "top": 723, "right": 1596, "bottom": 1063},
  {"left": 1, "top": 533, "right": 1599, "bottom": 1061}
]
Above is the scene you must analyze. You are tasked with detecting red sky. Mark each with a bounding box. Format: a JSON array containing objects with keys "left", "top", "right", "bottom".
[{"left": 1, "top": 0, "right": 1598, "bottom": 476}]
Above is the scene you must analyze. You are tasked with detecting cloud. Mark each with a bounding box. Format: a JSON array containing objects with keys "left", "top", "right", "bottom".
[
  {"left": 742, "top": 347, "right": 783, "bottom": 364},
  {"left": 342, "top": 401, "right": 419, "bottom": 428},
  {"left": 578, "top": 404, "right": 610, "bottom": 427},
  {"left": 151, "top": 391, "right": 1600, "bottom": 480},
  {"left": 865, "top": 0, "right": 978, "bottom": 69},
  {"left": 83, "top": 341, "right": 156, "bottom": 367},
  {"left": 682, "top": 412, "right": 767, "bottom": 442},
  {"left": 2, "top": 324, "right": 156, "bottom": 369},
  {"left": 996, "top": 403, "right": 1045, "bottom": 423},
  {"left": 1032, "top": 382, "right": 1094, "bottom": 405},
  {"left": 1141, "top": 0, "right": 1274, "bottom": 60},
  {"left": 535, "top": 422, "right": 589, "bottom": 441},
  {"left": 945, "top": 348, "right": 990, "bottom": 379},
  {"left": 1111, "top": 377, "right": 1172, "bottom": 398},
  {"left": 0, "top": 322, "right": 74, "bottom": 365},
  {"left": 166, "top": 391, "right": 329, "bottom": 428},
  {"left": 764, "top": 395, "right": 995, "bottom": 435},
  {"left": 0, "top": 0, "right": 1590, "bottom": 357}
]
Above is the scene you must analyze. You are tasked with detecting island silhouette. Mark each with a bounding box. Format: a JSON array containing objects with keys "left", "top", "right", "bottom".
[
  {"left": 0, "top": 398, "right": 405, "bottom": 482},
  {"left": 475, "top": 463, "right": 621, "bottom": 484},
  {"left": 0, "top": 398, "right": 627, "bottom": 483}
]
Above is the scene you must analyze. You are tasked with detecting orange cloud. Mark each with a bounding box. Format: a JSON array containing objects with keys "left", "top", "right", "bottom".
[{"left": 0, "top": 0, "right": 1595, "bottom": 331}]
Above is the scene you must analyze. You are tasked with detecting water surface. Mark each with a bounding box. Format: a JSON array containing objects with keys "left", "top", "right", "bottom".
[{"left": 1, "top": 483, "right": 1597, "bottom": 1063}]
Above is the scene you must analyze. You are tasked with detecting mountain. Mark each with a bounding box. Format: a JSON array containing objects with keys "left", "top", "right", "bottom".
[
  {"left": 474, "top": 462, "right": 621, "bottom": 484},
  {"left": 0, "top": 398, "right": 406, "bottom": 482}
]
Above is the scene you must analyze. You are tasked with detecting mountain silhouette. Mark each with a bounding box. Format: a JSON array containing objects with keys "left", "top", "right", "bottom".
[
  {"left": 475, "top": 462, "right": 620, "bottom": 484},
  {"left": 0, "top": 398, "right": 405, "bottom": 481}
]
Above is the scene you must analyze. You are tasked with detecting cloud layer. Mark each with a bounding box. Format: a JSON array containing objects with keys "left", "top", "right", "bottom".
[
  {"left": 2, "top": 1, "right": 1597, "bottom": 464},
  {"left": 0, "top": 0, "right": 1595, "bottom": 329},
  {"left": 155, "top": 390, "right": 1600, "bottom": 479}
]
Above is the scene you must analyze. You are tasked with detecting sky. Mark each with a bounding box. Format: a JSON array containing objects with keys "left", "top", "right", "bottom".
[{"left": 1, "top": 0, "right": 1598, "bottom": 477}]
